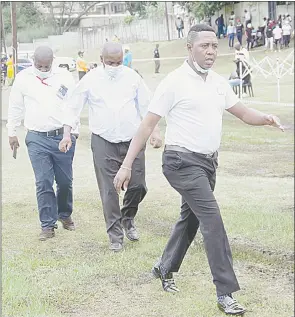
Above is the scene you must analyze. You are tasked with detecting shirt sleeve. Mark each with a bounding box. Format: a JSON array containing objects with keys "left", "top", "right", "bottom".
[
  {"left": 62, "top": 72, "right": 80, "bottom": 134},
  {"left": 6, "top": 75, "right": 25, "bottom": 137},
  {"left": 134, "top": 77, "right": 152, "bottom": 118},
  {"left": 62, "top": 73, "right": 89, "bottom": 130},
  {"left": 224, "top": 81, "right": 240, "bottom": 110},
  {"left": 148, "top": 77, "right": 175, "bottom": 117}
]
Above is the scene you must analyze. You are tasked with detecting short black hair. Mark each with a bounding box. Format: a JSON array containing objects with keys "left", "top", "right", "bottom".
[{"left": 187, "top": 24, "right": 216, "bottom": 45}]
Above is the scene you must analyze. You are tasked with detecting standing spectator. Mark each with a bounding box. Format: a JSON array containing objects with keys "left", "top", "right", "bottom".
[
  {"left": 175, "top": 16, "right": 184, "bottom": 38},
  {"left": 260, "top": 17, "right": 268, "bottom": 45},
  {"left": 1, "top": 56, "right": 8, "bottom": 85},
  {"left": 277, "top": 15, "right": 283, "bottom": 28},
  {"left": 123, "top": 46, "right": 132, "bottom": 68},
  {"left": 236, "top": 19, "right": 244, "bottom": 45},
  {"left": 265, "top": 22, "right": 274, "bottom": 51},
  {"left": 227, "top": 22, "right": 236, "bottom": 48},
  {"left": 245, "top": 23, "right": 253, "bottom": 51},
  {"left": 282, "top": 20, "right": 292, "bottom": 48},
  {"left": 244, "top": 9, "right": 252, "bottom": 27},
  {"left": 215, "top": 14, "right": 225, "bottom": 39},
  {"left": 273, "top": 24, "right": 283, "bottom": 52},
  {"left": 76, "top": 51, "right": 88, "bottom": 80},
  {"left": 229, "top": 11, "right": 235, "bottom": 26},
  {"left": 286, "top": 14, "right": 292, "bottom": 25},
  {"left": 7, "top": 54, "right": 14, "bottom": 86},
  {"left": 154, "top": 44, "right": 160, "bottom": 74}
]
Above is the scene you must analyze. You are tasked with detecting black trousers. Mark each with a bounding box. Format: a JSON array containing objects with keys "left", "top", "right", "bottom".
[
  {"left": 78, "top": 71, "right": 86, "bottom": 80},
  {"left": 159, "top": 150, "right": 240, "bottom": 296},
  {"left": 91, "top": 134, "right": 147, "bottom": 244}
]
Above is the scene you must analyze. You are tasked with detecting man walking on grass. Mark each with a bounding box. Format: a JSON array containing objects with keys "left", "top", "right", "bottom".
[
  {"left": 59, "top": 42, "right": 162, "bottom": 252},
  {"left": 7, "top": 46, "right": 78, "bottom": 241},
  {"left": 113, "top": 24, "right": 284, "bottom": 315}
]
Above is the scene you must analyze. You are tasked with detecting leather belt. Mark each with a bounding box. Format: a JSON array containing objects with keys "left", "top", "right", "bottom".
[
  {"left": 29, "top": 128, "right": 64, "bottom": 137},
  {"left": 165, "top": 145, "right": 216, "bottom": 158}
]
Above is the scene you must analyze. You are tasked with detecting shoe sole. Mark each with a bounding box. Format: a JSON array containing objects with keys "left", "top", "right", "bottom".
[
  {"left": 39, "top": 235, "right": 55, "bottom": 241},
  {"left": 109, "top": 247, "right": 123, "bottom": 252}
]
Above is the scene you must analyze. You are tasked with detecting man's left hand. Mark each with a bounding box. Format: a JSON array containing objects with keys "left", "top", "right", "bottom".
[
  {"left": 265, "top": 115, "right": 284, "bottom": 132},
  {"left": 150, "top": 132, "right": 162, "bottom": 149}
]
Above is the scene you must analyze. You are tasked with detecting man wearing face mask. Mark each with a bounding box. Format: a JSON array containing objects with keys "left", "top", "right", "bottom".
[
  {"left": 7, "top": 46, "right": 79, "bottom": 241},
  {"left": 59, "top": 42, "right": 162, "bottom": 252},
  {"left": 113, "top": 24, "right": 284, "bottom": 315}
]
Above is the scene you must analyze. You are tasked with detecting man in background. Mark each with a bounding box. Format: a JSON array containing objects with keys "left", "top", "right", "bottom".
[
  {"left": 123, "top": 46, "right": 132, "bottom": 68},
  {"left": 154, "top": 44, "right": 160, "bottom": 74},
  {"left": 265, "top": 21, "right": 274, "bottom": 51},
  {"left": 175, "top": 16, "right": 184, "bottom": 38},
  {"left": 76, "top": 50, "right": 88, "bottom": 80},
  {"left": 236, "top": 19, "right": 244, "bottom": 45},
  {"left": 244, "top": 9, "right": 251, "bottom": 27},
  {"left": 282, "top": 20, "right": 292, "bottom": 48},
  {"left": 7, "top": 46, "right": 78, "bottom": 241},
  {"left": 59, "top": 42, "right": 162, "bottom": 252},
  {"left": 273, "top": 24, "right": 283, "bottom": 52}
]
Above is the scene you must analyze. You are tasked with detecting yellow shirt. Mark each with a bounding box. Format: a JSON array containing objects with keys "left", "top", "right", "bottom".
[
  {"left": 76, "top": 57, "right": 87, "bottom": 72},
  {"left": 7, "top": 59, "right": 14, "bottom": 78}
]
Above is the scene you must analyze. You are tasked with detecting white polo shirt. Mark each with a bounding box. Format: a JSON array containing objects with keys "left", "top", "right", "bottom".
[
  {"left": 148, "top": 61, "right": 239, "bottom": 154},
  {"left": 7, "top": 66, "right": 77, "bottom": 137}
]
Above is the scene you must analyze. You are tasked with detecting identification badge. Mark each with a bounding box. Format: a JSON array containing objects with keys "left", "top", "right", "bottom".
[{"left": 56, "top": 85, "right": 68, "bottom": 99}]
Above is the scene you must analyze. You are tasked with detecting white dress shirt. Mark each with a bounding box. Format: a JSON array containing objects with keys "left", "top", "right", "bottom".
[
  {"left": 63, "top": 66, "right": 151, "bottom": 143},
  {"left": 7, "top": 66, "right": 77, "bottom": 137},
  {"left": 148, "top": 61, "right": 239, "bottom": 154}
]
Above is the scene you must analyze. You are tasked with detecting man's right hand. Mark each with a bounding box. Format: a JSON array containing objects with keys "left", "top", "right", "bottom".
[
  {"left": 9, "top": 136, "right": 19, "bottom": 150},
  {"left": 59, "top": 135, "right": 72, "bottom": 153}
]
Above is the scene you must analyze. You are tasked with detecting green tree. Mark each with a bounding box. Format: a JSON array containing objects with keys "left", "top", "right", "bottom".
[
  {"left": 2, "top": 2, "right": 45, "bottom": 34},
  {"left": 187, "top": 1, "right": 227, "bottom": 19},
  {"left": 125, "top": 1, "right": 158, "bottom": 17}
]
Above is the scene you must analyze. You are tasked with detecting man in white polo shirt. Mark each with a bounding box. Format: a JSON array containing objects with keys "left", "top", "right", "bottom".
[
  {"left": 113, "top": 24, "right": 284, "bottom": 315},
  {"left": 59, "top": 42, "right": 162, "bottom": 252},
  {"left": 7, "top": 46, "right": 78, "bottom": 241}
]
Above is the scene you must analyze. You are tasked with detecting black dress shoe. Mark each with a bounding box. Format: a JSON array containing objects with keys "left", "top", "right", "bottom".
[
  {"left": 124, "top": 227, "right": 139, "bottom": 241},
  {"left": 122, "top": 220, "right": 139, "bottom": 241},
  {"left": 109, "top": 242, "right": 123, "bottom": 252},
  {"left": 152, "top": 264, "right": 180, "bottom": 293},
  {"left": 217, "top": 295, "right": 246, "bottom": 315}
]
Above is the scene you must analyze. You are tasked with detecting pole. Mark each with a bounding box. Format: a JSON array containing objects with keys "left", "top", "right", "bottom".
[
  {"left": 164, "top": 2, "right": 171, "bottom": 41},
  {"left": 11, "top": 1, "right": 17, "bottom": 78},
  {"left": 0, "top": 1, "right": 7, "bottom": 54},
  {"left": 239, "top": 61, "right": 243, "bottom": 100},
  {"left": 276, "top": 58, "right": 280, "bottom": 103}
]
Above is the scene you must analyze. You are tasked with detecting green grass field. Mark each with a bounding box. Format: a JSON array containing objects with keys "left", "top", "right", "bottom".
[{"left": 2, "top": 38, "right": 294, "bottom": 317}]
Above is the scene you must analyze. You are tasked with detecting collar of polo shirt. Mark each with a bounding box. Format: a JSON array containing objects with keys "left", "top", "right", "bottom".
[{"left": 183, "top": 60, "right": 212, "bottom": 80}]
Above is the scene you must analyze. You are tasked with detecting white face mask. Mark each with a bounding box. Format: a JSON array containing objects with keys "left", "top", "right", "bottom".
[
  {"left": 190, "top": 52, "right": 210, "bottom": 74},
  {"left": 34, "top": 67, "right": 52, "bottom": 79},
  {"left": 104, "top": 64, "right": 123, "bottom": 79}
]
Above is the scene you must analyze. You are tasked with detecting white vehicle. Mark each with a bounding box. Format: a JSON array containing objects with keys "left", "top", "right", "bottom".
[{"left": 53, "top": 56, "right": 76, "bottom": 72}]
